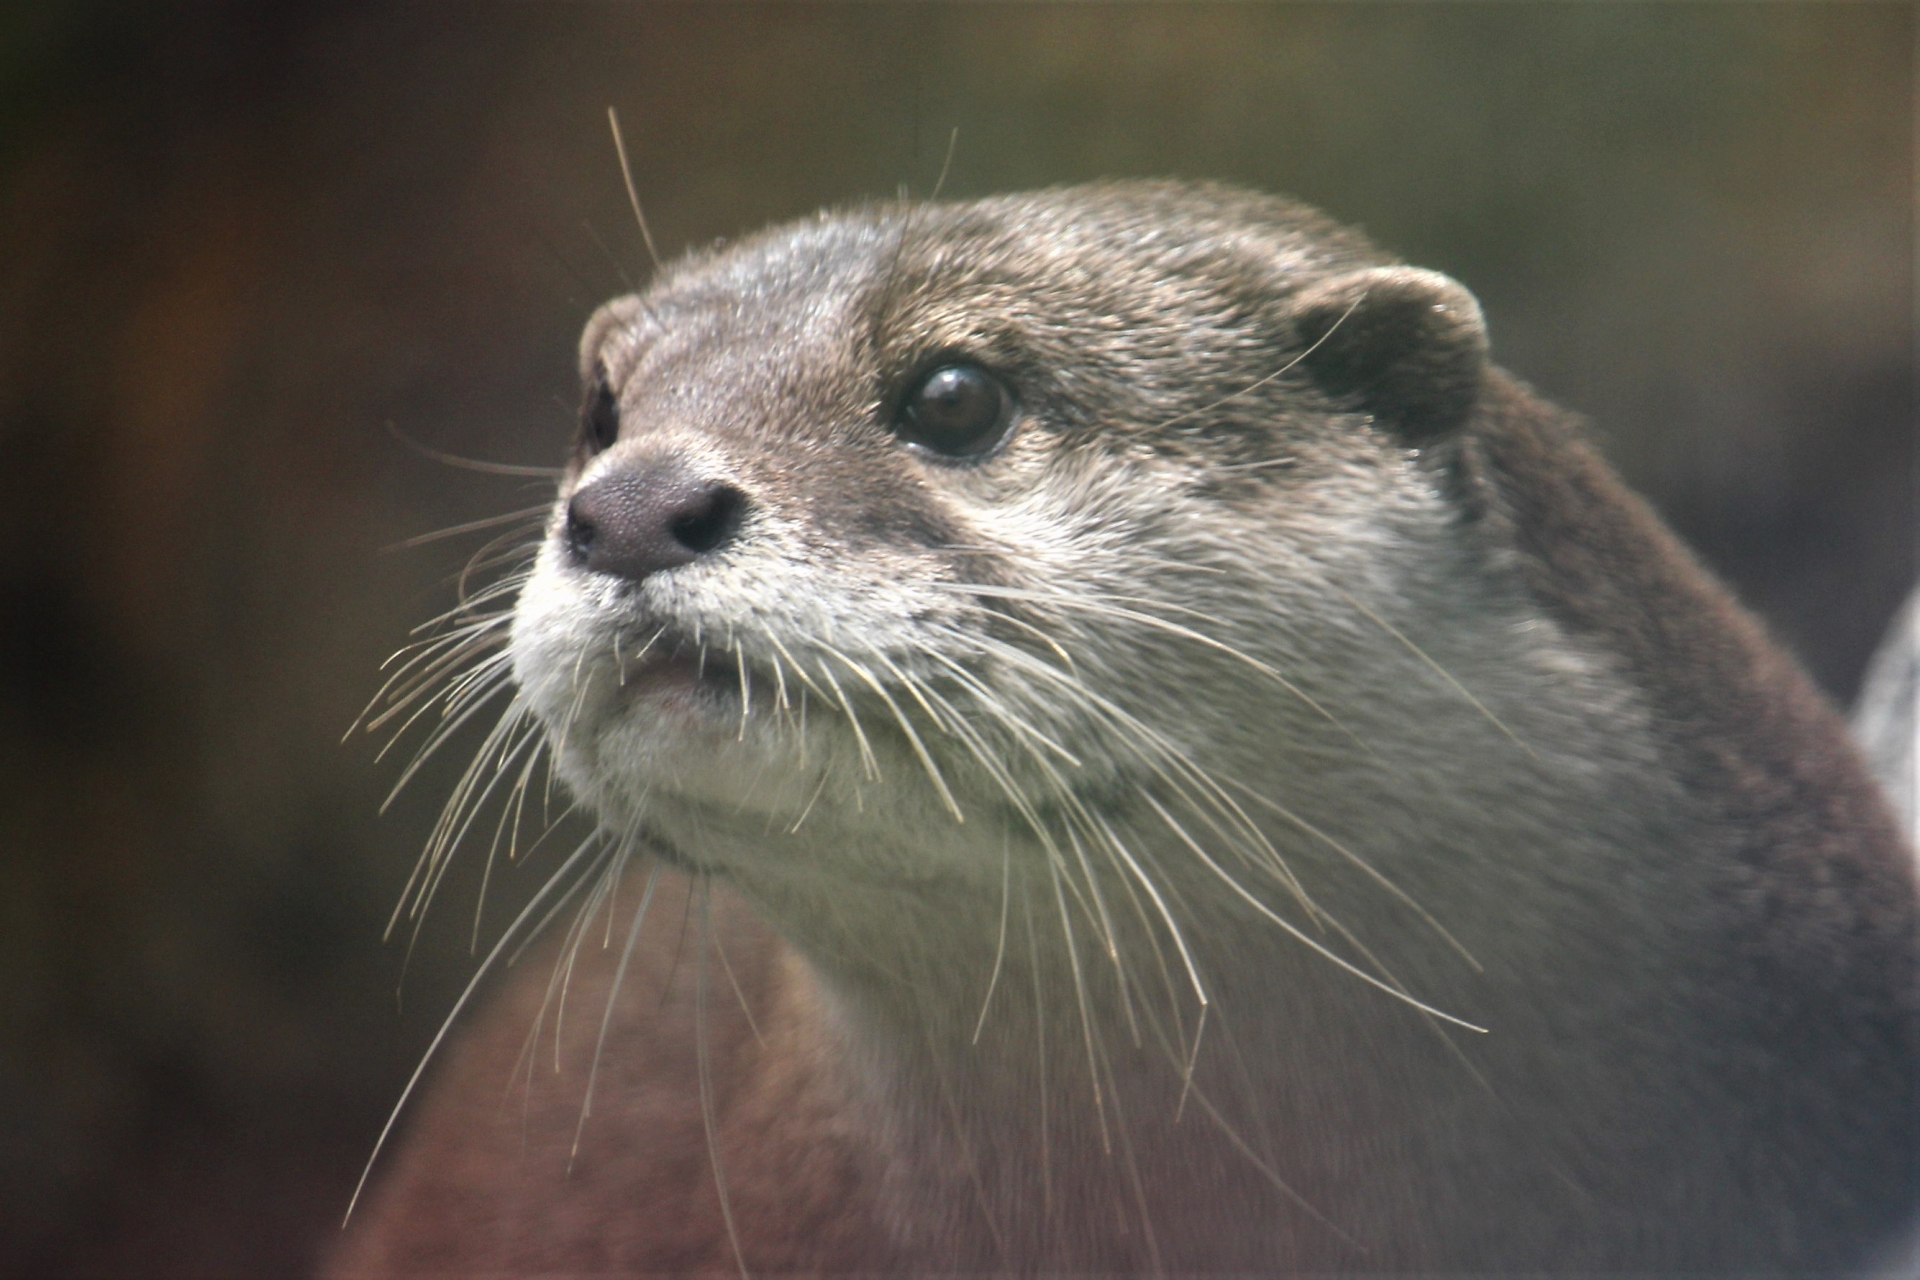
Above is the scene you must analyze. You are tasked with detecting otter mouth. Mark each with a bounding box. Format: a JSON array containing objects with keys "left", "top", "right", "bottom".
[
  {"left": 593, "top": 634, "right": 765, "bottom": 740},
  {"left": 611, "top": 637, "right": 741, "bottom": 704}
]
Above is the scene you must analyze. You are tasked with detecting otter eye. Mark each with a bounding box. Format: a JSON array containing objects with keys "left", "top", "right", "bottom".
[
  {"left": 581, "top": 368, "right": 619, "bottom": 454},
  {"left": 897, "top": 364, "right": 1012, "bottom": 458}
]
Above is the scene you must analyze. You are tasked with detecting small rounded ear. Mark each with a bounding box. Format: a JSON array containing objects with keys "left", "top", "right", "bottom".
[{"left": 1288, "top": 266, "right": 1489, "bottom": 442}]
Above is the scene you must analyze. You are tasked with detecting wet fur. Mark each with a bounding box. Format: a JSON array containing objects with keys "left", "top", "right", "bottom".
[{"left": 332, "top": 182, "right": 1917, "bottom": 1274}]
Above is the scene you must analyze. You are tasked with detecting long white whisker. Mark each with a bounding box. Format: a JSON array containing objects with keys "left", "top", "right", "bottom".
[
  {"left": 951, "top": 630, "right": 1324, "bottom": 919},
  {"left": 470, "top": 728, "right": 551, "bottom": 950},
  {"left": 1327, "top": 583, "right": 1536, "bottom": 758},
  {"left": 823, "top": 644, "right": 963, "bottom": 822},
  {"left": 1021, "top": 887, "right": 1053, "bottom": 1217},
  {"left": 947, "top": 583, "right": 1372, "bottom": 758},
  {"left": 1061, "top": 822, "right": 1128, "bottom": 1015},
  {"left": 812, "top": 658, "right": 879, "bottom": 781},
  {"left": 1139, "top": 792, "right": 1483, "bottom": 1032},
  {"left": 401, "top": 701, "right": 539, "bottom": 929},
  {"left": 1145, "top": 292, "right": 1361, "bottom": 434},
  {"left": 915, "top": 644, "right": 1082, "bottom": 768},
  {"left": 364, "top": 636, "right": 511, "bottom": 740},
  {"left": 1086, "top": 809, "right": 1208, "bottom": 1012},
  {"left": 972, "top": 832, "right": 1012, "bottom": 1044},
  {"left": 379, "top": 657, "right": 518, "bottom": 796},
  {"left": 388, "top": 506, "right": 551, "bottom": 550},
  {"left": 344, "top": 828, "right": 608, "bottom": 1226},
  {"left": 1220, "top": 775, "right": 1481, "bottom": 971},
  {"left": 370, "top": 644, "right": 515, "bottom": 762},
  {"left": 570, "top": 856, "right": 661, "bottom": 1169},
  {"left": 734, "top": 637, "right": 752, "bottom": 740},
  {"left": 1045, "top": 848, "right": 1112, "bottom": 1155},
  {"left": 695, "top": 879, "right": 752, "bottom": 1279},
  {"left": 386, "top": 699, "right": 532, "bottom": 941},
  {"left": 762, "top": 631, "right": 832, "bottom": 703},
  {"left": 711, "top": 921, "right": 767, "bottom": 1051},
  {"left": 785, "top": 768, "right": 831, "bottom": 835},
  {"left": 549, "top": 853, "right": 623, "bottom": 1071}
]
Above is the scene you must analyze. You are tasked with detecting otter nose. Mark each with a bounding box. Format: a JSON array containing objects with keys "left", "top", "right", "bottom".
[{"left": 563, "top": 465, "right": 745, "bottom": 581}]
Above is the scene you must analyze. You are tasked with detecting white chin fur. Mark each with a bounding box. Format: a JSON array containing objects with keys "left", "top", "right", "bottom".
[{"left": 507, "top": 548, "right": 999, "bottom": 884}]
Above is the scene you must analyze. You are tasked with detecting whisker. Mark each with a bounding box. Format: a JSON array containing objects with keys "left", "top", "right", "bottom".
[
  {"left": 914, "top": 645, "right": 1082, "bottom": 768},
  {"left": 359, "top": 624, "right": 510, "bottom": 739},
  {"left": 1145, "top": 293, "right": 1361, "bottom": 435},
  {"left": 471, "top": 728, "right": 552, "bottom": 950},
  {"left": 344, "top": 827, "right": 608, "bottom": 1226},
  {"left": 1121, "top": 976, "right": 1354, "bottom": 1247},
  {"left": 1328, "top": 584, "right": 1536, "bottom": 758},
  {"left": 710, "top": 922, "right": 767, "bottom": 1051},
  {"left": 373, "top": 651, "right": 514, "bottom": 772},
  {"left": 382, "top": 420, "right": 564, "bottom": 478},
  {"left": 396, "top": 696, "right": 532, "bottom": 903},
  {"left": 945, "top": 583, "right": 1373, "bottom": 759},
  {"left": 824, "top": 644, "right": 963, "bottom": 822},
  {"left": 387, "top": 698, "right": 533, "bottom": 940},
  {"left": 971, "top": 832, "right": 1013, "bottom": 1044},
  {"left": 945, "top": 630, "right": 1324, "bottom": 920},
  {"left": 1086, "top": 809, "right": 1208, "bottom": 1013},
  {"left": 1061, "top": 823, "right": 1133, "bottom": 1044},
  {"left": 1046, "top": 849, "right": 1112, "bottom": 1155},
  {"left": 767, "top": 647, "right": 791, "bottom": 713},
  {"left": 1021, "top": 888, "right": 1053, "bottom": 1217},
  {"left": 694, "top": 879, "right": 752, "bottom": 1279},
  {"left": 1092, "top": 1032, "right": 1163, "bottom": 1274},
  {"left": 387, "top": 506, "right": 551, "bottom": 551},
  {"left": 785, "top": 768, "right": 831, "bottom": 835},
  {"left": 606, "top": 106, "right": 662, "bottom": 274},
  {"left": 1220, "top": 775, "right": 1481, "bottom": 971},
  {"left": 916, "top": 996, "right": 1009, "bottom": 1261},
  {"left": 549, "top": 856, "right": 621, "bottom": 1072},
  {"left": 1139, "top": 792, "right": 1483, "bottom": 1033},
  {"left": 734, "top": 638, "right": 752, "bottom": 740},
  {"left": 812, "top": 658, "right": 880, "bottom": 781},
  {"left": 502, "top": 820, "right": 616, "bottom": 973},
  {"left": 763, "top": 631, "right": 832, "bottom": 703},
  {"left": 1095, "top": 820, "right": 1198, "bottom": 1065},
  {"left": 570, "top": 854, "right": 661, "bottom": 1170},
  {"left": 405, "top": 587, "right": 522, "bottom": 638}
]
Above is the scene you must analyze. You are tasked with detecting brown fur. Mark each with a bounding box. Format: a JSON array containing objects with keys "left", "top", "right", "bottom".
[{"left": 334, "top": 875, "right": 897, "bottom": 1275}]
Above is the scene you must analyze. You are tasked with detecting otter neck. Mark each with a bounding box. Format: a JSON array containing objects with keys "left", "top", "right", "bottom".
[{"left": 722, "top": 829, "right": 1479, "bottom": 1269}]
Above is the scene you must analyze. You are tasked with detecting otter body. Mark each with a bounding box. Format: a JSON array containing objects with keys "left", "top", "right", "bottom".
[{"left": 337, "top": 183, "right": 1917, "bottom": 1273}]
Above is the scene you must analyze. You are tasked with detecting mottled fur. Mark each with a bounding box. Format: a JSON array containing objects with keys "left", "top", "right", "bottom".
[{"left": 333, "top": 182, "right": 1917, "bottom": 1274}]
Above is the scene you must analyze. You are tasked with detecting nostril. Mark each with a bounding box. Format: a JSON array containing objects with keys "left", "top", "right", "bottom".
[
  {"left": 669, "top": 485, "right": 744, "bottom": 556},
  {"left": 564, "top": 499, "right": 598, "bottom": 564}
]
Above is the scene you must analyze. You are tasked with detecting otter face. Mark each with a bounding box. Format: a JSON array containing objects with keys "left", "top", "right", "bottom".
[{"left": 509, "top": 183, "right": 1491, "bottom": 890}]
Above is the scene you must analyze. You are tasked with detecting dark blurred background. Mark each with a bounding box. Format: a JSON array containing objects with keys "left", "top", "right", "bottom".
[{"left": 0, "top": 3, "right": 1910, "bottom": 1274}]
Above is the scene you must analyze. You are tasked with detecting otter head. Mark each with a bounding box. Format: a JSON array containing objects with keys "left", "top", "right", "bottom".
[{"left": 509, "top": 181, "right": 1495, "bottom": 900}]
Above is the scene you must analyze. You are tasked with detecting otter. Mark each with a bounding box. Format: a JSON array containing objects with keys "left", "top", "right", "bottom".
[{"left": 332, "top": 181, "right": 1917, "bottom": 1274}]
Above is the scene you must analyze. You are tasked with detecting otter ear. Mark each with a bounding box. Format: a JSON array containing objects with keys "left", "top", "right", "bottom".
[{"left": 1288, "top": 266, "right": 1489, "bottom": 442}]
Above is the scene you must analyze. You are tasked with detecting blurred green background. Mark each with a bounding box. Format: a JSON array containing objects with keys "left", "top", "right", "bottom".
[{"left": 0, "top": 3, "right": 1910, "bottom": 1274}]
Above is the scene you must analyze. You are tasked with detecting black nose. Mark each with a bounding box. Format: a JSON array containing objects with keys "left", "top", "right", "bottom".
[{"left": 563, "top": 465, "right": 746, "bottom": 581}]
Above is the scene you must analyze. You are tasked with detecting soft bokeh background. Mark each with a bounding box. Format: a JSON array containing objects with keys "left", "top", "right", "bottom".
[{"left": 0, "top": 3, "right": 1910, "bottom": 1274}]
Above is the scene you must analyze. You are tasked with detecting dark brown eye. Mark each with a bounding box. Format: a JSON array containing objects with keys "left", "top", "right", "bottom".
[
  {"left": 580, "top": 367, "right": 619, "bottom": 454},
  {"left": 897, "top": 364, "right": 1012, "bottom": 458}
]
